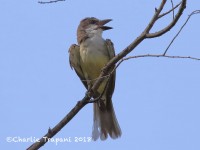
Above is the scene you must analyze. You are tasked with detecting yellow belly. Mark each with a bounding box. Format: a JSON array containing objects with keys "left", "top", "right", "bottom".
[
  {"left": 86, "top": 55, "right": 108, "bottom": 78},
  {"left": 80, "top": 50, "right": 109, "bottom": 95}
]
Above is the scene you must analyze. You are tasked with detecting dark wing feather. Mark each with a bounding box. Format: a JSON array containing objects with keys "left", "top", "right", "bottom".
[
  {"left": 105, "top": 39, "right": 116, "bottom": 102},
  {"left": 69, "top": 44, "right": 88, "bottom": 89}
]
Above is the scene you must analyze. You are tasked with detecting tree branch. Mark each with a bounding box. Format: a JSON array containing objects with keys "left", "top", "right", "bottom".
[
  {"left": 158, "top": 2, "right": 181, "bottom": 19},
  {"left": 38, "top": 0, "right": 65, "bottom": 4},
  {"left": 27, "top": 95, "right": 91, "bottom": 150},
  {"left": 27, "top": 1, "right": 190, "bottom": 149},
  {"left": 91, "top": 0, "right": 170, "bottom": 93},
  {"left": 146, "top": 0, "right": 186, "bottom": 38},
  {"left": 164, "top": 10, "right": 200, "bottom": 55},
  {"left": 171, "top": 0, "right": 175, "bottom": 19},
  {"left": 120, "top": 54, "right": 200, "bottom": 62}
]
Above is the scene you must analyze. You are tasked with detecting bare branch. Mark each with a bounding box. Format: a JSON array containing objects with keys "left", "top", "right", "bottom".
[
  {"left": 146, "top": 0, "right": 186, "bottom": 38},
  {"left": 144, "top": 0, "right": 167, "bottom": 34},
  {"left": 27, "top": 95, "right": 91, "bottom": 150},
  {"left": 158, "top": 2, "right": 181, "bottom": 19},
  {"left": 164, "top": 10, "right": 200, "bottom": 55},
  {"left": 38, "top": 0, "right": 65, "bottom": 4},
  {"left": 90, "top": 0, "right": 169, "bottom": 93},
  {"left": 171, "top": 0, "right": 175, "bottom": 19},
  {"left": 90, "top": 52, "right": 200, "bottom": 104},
  {"left": 89, "top": 75, "right": 112, "bottom": 103},
  {"left": 122, "top": 54, "right": 200, "bottom": 61}
]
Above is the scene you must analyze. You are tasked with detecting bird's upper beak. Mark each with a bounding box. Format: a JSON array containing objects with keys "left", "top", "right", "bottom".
[{"left": 97, "top": 19, "right": 112, "bottom": 30}]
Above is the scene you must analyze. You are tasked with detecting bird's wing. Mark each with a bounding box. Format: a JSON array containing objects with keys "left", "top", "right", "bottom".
[
  {"left": 69, "top": 44, "right": 88, "bottom": 89},
  {"left": 106, "top": 39, "right": 115, "bottom": 58},
  {"left": 105, "top": 39, "right": 116, "bottom": 101}
]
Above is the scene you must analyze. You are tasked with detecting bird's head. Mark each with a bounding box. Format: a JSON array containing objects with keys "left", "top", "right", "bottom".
[{"left": 77, "top": 17, "right": 112, "bottom": 44}]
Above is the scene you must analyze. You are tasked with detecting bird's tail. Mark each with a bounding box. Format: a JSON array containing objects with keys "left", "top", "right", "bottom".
[{"left": 92, "top": 100, "right": 121, "bottom": 141}]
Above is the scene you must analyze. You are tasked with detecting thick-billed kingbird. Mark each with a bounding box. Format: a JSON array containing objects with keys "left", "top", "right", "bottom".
[{"left": 69, "top": 17, "right": 121, "bottom": 140}]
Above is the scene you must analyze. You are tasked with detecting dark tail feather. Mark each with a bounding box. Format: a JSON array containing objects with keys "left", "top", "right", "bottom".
[{"left": 92, "top": 101, "right": 121, "bottom": 141}]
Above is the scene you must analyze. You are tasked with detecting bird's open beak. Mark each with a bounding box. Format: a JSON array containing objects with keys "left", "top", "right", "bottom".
[{"left": 98, "top": 19, "right": 113, "bottom": 30}]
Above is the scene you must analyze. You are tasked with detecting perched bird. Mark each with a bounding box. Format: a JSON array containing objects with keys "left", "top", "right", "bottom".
[{"left": 69, "top": 17, "right": 121, "bottom": 140}]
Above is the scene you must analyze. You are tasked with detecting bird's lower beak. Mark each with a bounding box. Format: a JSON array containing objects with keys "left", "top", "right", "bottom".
[{"left": 98, "top": 19, "right": 113, "bottom": 30}]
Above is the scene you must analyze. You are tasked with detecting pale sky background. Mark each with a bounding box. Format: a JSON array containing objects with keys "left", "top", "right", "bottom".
[{"left": 1, "top": 0, "right": 200, "bottom": 150}]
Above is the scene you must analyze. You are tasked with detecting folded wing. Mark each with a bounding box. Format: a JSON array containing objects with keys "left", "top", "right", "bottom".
[{"left": 69, "top": 44, "right": 87, "bottom": 89}]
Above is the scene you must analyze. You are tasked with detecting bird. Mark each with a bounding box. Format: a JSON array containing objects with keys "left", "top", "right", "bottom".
[{"left": 69, "top": 17, "right": 121, "bottom": 141}]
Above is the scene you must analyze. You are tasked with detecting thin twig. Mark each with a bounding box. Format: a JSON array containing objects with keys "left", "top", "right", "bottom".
[
  {"left": 89, "top": 74, "right": 112, "bottom": 103},
  {"left": 81, "top": 75, "right": 108, "bottom": 82},
  {"left": 38, "top": 0, "right": 65, "bottom": 4},
  {"left": 171, "top": 0, "right": 175, "bottom": 19},
  {"left": 146, "top": 0, "right": 186, "bottom": 38},
  {"left": 123, "top": 54, "right": 200, "bottom": 61},
  {"left": 158, "top": 1, "right": 181, "bottom": 19},
  {"left": 163, "top": 10, "right": 200, "bottom": 55},
  {"left": 144, "top": 0, "right": 167, "bottom": 33}
]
